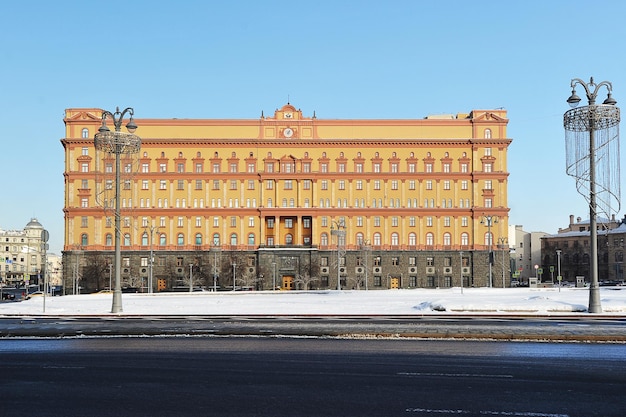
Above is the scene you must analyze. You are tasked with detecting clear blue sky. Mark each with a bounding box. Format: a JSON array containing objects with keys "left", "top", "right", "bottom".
[{"left": 2, "top": 0, "right": 626, "bottom": 255}]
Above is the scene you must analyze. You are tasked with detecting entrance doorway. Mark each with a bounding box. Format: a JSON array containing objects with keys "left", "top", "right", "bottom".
[
  {"left": 282, "top": 275, "right": 294, "bottom": 290},
  {"left": 390, "top": 277, "right": 400, "bottom": 289}
]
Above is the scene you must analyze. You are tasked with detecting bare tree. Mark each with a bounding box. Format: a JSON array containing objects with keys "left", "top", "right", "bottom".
[{"left": 294, "top": 257, "right": 320, "bottom": 290}]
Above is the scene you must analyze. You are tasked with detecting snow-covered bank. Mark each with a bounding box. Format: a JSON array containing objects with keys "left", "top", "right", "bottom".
[{"left": 2, "top": 287, "right": 626, "bottom": 316}]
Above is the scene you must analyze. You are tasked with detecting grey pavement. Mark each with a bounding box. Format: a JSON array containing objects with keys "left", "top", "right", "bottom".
[{"left": 0, "top": 315, "right": 625, "bottom": 342}]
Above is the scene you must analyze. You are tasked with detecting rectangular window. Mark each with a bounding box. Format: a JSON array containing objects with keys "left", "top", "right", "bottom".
[
  {"left": 461, "top": 163, "right": 468, "bottom": 173},
  {"left": 177, "top": 180, "right": 185, "bottom": 190},
  {"left": 195, "top": 163, "right": 203, "bottom": 173},
  {"left": 374, "top": 180, "right": 380, "bottom": 190},
  {"left": 177, "top": 217, "right": 184, "bottom": 227},
  {"left": 409, "top": 180, "right": 415, "bottom": 190},
  {"left": 142, "top": 180, "right": 149, "bottom": 190},
  {"left": 230, "top": 180, "right": 237, "bottom": 190},
  {"left": 338, "top": 180, "right": 345, "bottom": 190},
  {"left": 391, "top": 217, "right": 398, "bottom": 227},
  {"left": 373, "top": 163, "right": 381, "bottom": 173},
  {"left": 266, "top": 180, "right": 273, "bottom": 190},
  {"left": 160, "top": 180, "right": 167, "bottom": 190},
  {"left": 285, "top": 218, "right": 293, "bottom": 228},
  {"left": 81, "top": 216, "right": 88, "bottom": 227},
  {"left": 444, "top": 217, "right": 451, "bottom": 227},
  {"left": 321, "top": 180, "right": 328, "bottom": 190},
  {"left": 303, "top": 162, "right": 311, "bottom": 173},
  {"left": 461, "top": 180, "right": 468, "bottom": 190},
  {"left": 425, "top": 163, "right": 433, "bottom": 173},
  {"left": 213, "top": 163, "right": 220, "bottom": 173},
  {"left": 213, "top": 180, "right": 220, "bottom": 190},
  {"left": 195, "top": 180, "right": 203, "bottom": 190},
  {"left": 81, "top": 163, "right": 89, "bottom": 173},
  {"left": 462, "top": 217, "right": 468, "bottom": 227},
  {"left": 409, "top": 217, "right": 416, "bottom": 227},
  {"left": 247, "top": 163, "right": 256, "bottom": 173},
  {"left": 391, "top": 180, "right": 398, "bottom": 190},
  {"left": 248, "top": 180, "right": 255, "bottom": 190},
  {"left": 320, "top": 163, "right": 328, "bottom": 173},
  {"left": 391, "top": 163, "right": 398, "bottom": 173},
  {"left": 443, "top": 163, "right": 450, "bottom": 173},
  {"left": 426, "top": 217, "right": 433, "bottom": 227},
  {"left": 303, "top": 180, "right": 311, "bottom": 190},
  {"left": 248, "top": 217, "right": 255, "bottom": 227},
  {"left": 426, "top": 180, "right": 433, "bottom": 190},
  {"left": 142, "top": 163, "right": 149, "bottom": 173},
  {"left": 230, "top": 163, "right": 238, "bottom": 173},
  {"left": 374, "top": 217, "right": 381, "bottom": 227},
  {"left": 485, "top": 180, "right": 492, "bottom": 190},
  {"left": 267, "top": 218, "right": 274, "bottom": 229},
  {"left": 338, "top": 163, "right": 346, "bottom": 173},
  {"left": 265, "top": 162, "right": 274, "bottom": 173},
  {"left": 213, "top": 217, "right": 219, "bottom": 227},
  {"left": 177, "top": 163, "right": 184, "bottom": 173},
  {"left": 159, "top": 163, "right": 167, "bottom": 173},
  {"left": 356, "top": 180, "right": 363, "bottom": 190},
  {"left": 443, "top": 180, "right": 450, "bottom": 190},
  {"left": 485, "top": 147, "right": 492, "bottom": 156},
  {"left": 284, "top": 180, "right": 293, "bottom": 190},
  {"left": 230, "top": 217, "right": 237, "bottom": 227}
]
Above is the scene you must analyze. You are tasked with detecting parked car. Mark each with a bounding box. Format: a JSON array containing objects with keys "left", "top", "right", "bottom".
[
  {"left": 25, "top": 291, "right": 44, "bottom": 300},
  {"left": 1, "top": 292, "right": 16, "bottom": 300}
]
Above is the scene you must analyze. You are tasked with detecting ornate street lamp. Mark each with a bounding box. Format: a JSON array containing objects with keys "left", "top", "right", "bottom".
[
  {"left": 330, "top": 219, "right": 346, "bottom": 290},
  {"left": 94, "top": 107, "right": 140, "bottom": 313},
  {"left": 480, "top": 214, "right": 498, "bottom": 288},
  {"left": 564, "top": 78, "right": 620, "bottom": 313}
]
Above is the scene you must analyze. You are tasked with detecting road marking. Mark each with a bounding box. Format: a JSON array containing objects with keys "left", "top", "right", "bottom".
[
  {"left": 398, "top": 372, "right": 513, "bottom": 379},
  {"left": 404, "top": 408, "right": 569, "bottom": 417}
]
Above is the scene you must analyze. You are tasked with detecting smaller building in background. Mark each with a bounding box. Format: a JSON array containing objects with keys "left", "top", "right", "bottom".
[
  {"left": 541, "top": 214, "right": 625, "bottom": 285},
  {"left": 0, "top": 218, "right": 53, "bottom": 289},
  {"left": 508, "top": 225, "right": 548, "bottom": 284}
]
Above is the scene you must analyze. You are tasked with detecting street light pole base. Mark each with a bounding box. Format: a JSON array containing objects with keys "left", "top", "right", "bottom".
[
  {"left": 111, "top": 290, "right": 123, "bottom": 314},
  {"left": 588, "top": 286, "right": 602, "bottom": 313}
]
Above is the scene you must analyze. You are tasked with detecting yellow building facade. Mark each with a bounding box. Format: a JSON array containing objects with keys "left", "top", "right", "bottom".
[{"left": 61, "top": 104, "right": 511, "bottom": 292}]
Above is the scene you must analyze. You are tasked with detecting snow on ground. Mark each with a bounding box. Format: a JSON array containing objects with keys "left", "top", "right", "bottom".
[{"left": 2, "top": 287, "right": 626, "bottom": 316}]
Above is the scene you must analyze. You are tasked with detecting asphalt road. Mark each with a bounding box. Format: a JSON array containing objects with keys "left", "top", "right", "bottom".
[
  {"left": 0, "top": 315, "right": 625, "bottom": 342},
  {"left": 1, "top": 337, "right": 625, "bottom": 417}
]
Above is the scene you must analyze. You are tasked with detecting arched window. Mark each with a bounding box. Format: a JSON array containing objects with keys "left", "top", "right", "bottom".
[
  {"left": 159, "top": 233, "right": 167, "bottom": 246},
  {"left": 195, "top": 233, "right": 202, "bottom": 245},
  {"left": 373, "top": 233, "right": 381, "bottom": 246},
  {"left": 212, "top": 233, "right": 220, "bottom": 246},
  {"left": 285, "top": 234, "right": 293, "bottom": 245},
  {"left": 484, "top": 232, "right": 493, "bottom": 247},
  {"left": 81, "top": 233, "right": 88, "bottom": 246},
  {"left": 81, "top": 128, "right": 89, "bottom": 138},
  {"left": 177, "top": 233, "right": 184, "bottom": 246},
  {"left": 461, "top": 232, "right": 469, "bottom": 246},
  {"left": 484, "top": 128, "right": 492, "bottom": 138},
  {"left": 321, "top": 233, "right": 329, "bottom": 246},
  {"left": 142, "top": 232, "right": 149, "bottom": 246},
  {"left": 426, "top": 233, "right": 434, "bottom": 246},
  {"left": 356, "top": 233, "right": 364, "bottom": 245},
  {"left": 105, "top": 233, "right": 112, "bottom": 246},
  {"left": 408, "top": 233, "right": 417, "bottom": 246},
  {"left": 391, "top": 233, "right": 399, "bottom": 246},
  {"left": 230, "top": 233, "right": 238, "bottom": 246},
  {"left": 248, "top": 233, "right": 255, "bottom": 245},
  {"left": 443, "top": 232, "right": 451, "bottom": 246},
  {"left": 124, "top": 233, "right": 131, "bottom": 246}
]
